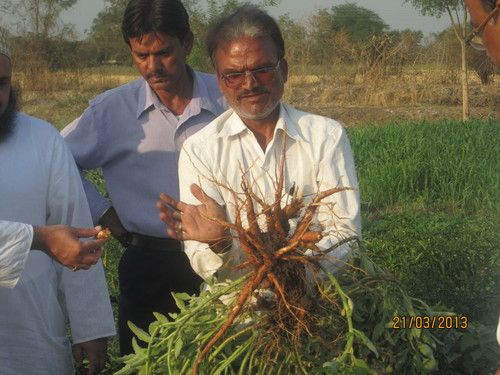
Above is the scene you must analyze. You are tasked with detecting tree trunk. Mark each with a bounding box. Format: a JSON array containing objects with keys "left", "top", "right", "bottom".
[{"left": 460, "top": 7, "right": 470, "bottom": 121}]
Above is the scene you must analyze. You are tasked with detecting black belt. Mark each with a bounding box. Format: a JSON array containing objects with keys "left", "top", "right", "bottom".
[{"left": 129, "top": 233, "right": 182, "bottom": 252}]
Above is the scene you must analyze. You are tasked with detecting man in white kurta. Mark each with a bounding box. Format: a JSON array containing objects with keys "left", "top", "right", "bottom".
[
  {"left": 0, "top": 42, "right": 115, "bottom": 374},
  {"left": 0, "top": 112, "right": 116, "bottom": 374}
]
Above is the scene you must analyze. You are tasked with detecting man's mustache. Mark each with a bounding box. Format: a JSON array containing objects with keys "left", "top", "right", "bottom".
[
  {"left": 145, "top": 71, "right": 169, "bottom": 80},
  {"left": 237, "top": 87, "right": 270, "bottom": 100}
]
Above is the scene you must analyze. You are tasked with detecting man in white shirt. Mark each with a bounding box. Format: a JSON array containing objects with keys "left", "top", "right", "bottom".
[
  {"left": 157, "top": 5, "right": 361, "bottom": 281},
  {"left": 0, "top": 41, "right": 115, "bottom": 374}
]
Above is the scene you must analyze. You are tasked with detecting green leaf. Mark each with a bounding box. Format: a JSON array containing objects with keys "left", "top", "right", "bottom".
[
  {"left": 153, "top": 311, "right": 170, "bottom": 324},
  {"left": 353, "top": 358, "right": 376, "bottom": 374},
  {"left": 131, "top": 337, "right": 144, "bottom": 354},
  {"left": 174, "top": 337, "right": 183, "bottom": 358},
  {"left": 128, "top": 321, "right": 151, "bottom": 343},
  {"left": 372, "top": 322, "right": 385, "bottom": 341},
  {"left": 172, "top": 292, "right": 191, "bottom": 310},
  {"left": 353, "top": 329, "right": 379, "bottom": 357}
]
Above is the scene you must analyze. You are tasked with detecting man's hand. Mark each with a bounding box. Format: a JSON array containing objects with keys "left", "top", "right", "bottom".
[
  {"left": 157, "top": 184, "right": 231, "bottom": 252},
  {"left": 98, "top": 207, "right": 130, "bottom": 247},
  {"left": 32, "top": 225, "right": 105, "bottom": 270},
  {"left": 73, "top": 337, "right": 108, "bottom": 375}
]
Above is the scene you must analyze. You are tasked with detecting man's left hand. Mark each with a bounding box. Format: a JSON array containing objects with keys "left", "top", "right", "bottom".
[{"left": 72, "top": 337, "right": 108, "bottom": 375}]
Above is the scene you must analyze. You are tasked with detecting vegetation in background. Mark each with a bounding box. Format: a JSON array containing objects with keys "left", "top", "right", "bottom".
[
  {"left": 350, "top": 119, "right": 499, "bottom": 213},
  {"left": 405, "top": 0, "right": 474, "bottom": 120}
]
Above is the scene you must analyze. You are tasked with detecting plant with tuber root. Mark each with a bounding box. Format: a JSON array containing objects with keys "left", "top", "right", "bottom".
[{"left": 116, "top": 131, "right": 441, "bottom": 375}]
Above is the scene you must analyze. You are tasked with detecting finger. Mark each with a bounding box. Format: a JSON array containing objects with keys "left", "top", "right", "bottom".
[
  {"left": 166, "top": 227, "right": 183, "bottom": 241},
  {"left": 87, "top": 354, "right": 98, "bottom": 375},
  {"left": 157, "top": 204, "right": 177, "bottom": 227},
  {"left": 72, "top": 227, "right": 100, "bottom": 238},
  {"left": 79, "top": 253, "right": 101, "bottom": 267},
  {"left": 159, "top": 193, "right": 186, "bottom": 211},
  {"left": 190, "top": 183, "right": 214, "bottom": 205},
  {"left": 80, "top": 239, "right": 106, "bottom": 254},
  {"left": 172, "top": 210, "right": 182, "bottom": 220}
]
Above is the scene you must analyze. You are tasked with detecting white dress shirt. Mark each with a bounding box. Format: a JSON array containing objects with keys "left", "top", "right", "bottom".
[
  {"left": 0, "top": 221, "right": 33, "bottom": 288},
  {"left": 178, "top": 103, "right": 361, "bottom": 281},
  {"left": 0, "top": 113, "right": 116, "bottom": 374}
]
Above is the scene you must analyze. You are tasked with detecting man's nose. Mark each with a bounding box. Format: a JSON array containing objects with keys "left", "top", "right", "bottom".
[
  {"left": 241, "top": 71, "right": 259, "bottom": 89},
  {"left": 147, "top": 55, "right": 162, "bottom": 71}
]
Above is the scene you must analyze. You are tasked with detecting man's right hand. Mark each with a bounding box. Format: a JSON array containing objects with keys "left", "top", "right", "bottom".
[
  {"left": 32, "top": 225, "right": 106, "bottom": 270},
  {"left": 98, "top": 207, "right": 131, "bottom": 247}
]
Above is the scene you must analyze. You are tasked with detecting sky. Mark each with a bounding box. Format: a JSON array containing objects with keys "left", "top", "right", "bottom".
[{"left": 62, "top": 0, "right": 453, "bottom": 39}]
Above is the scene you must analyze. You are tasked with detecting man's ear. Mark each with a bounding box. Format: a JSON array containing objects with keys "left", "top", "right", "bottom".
[
  {"left": 183, "top": 32, "right": 194, "bottom": 55},
  {"left": 280, "top": 57, "right": 289, "bottom": 83}
]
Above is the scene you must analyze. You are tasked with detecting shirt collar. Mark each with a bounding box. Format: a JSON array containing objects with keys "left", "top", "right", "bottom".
[
  {"left": 136, "top": 67, "right": 219, "bottom": 119},
  {"left": 190, "top": 69, "right": 219, "bottom": 117},
  {"left": 217, "top": 102, "right": 304, "bottom": 142},
  {"left": 137, "top": 78, "right": 156, "bottom": 119}
]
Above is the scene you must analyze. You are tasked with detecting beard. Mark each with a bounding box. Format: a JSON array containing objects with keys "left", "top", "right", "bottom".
[{"left": 0, "top": 88, "right": 19, "bottom": 142}]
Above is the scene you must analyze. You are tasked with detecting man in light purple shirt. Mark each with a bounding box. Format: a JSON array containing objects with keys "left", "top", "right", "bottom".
[{"left": 62, "top": 0, "right": 226, "bottom": 355}]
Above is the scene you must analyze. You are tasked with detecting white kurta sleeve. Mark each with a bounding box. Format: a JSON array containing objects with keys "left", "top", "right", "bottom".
[
  {"left": 45, "top": 131, "right": 115, "bottom": 343},
  {"left": 315, "top": 125, "right": 361, "bottom": 270},
  {"left": 0, "top": 221, "right": 33, "bottom": 288}
]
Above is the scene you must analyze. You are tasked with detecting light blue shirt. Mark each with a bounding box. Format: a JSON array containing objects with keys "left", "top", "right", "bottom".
[{"left": 62, "top": 70, "right": 227, "bottom": 237}]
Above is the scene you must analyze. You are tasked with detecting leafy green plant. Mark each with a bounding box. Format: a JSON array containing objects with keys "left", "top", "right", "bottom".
[{"left": 114, "top": 252, "right": 443, "bottom": 375}]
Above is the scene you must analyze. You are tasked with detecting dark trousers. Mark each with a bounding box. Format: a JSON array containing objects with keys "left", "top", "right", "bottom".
[{"left": 118, "top": 244, "right": 203, "bottom": 355}]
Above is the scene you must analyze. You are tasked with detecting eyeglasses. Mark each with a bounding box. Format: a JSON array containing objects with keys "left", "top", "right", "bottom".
[
  {"left": 465, "top": 5, "right": 499, "bottom": 51},
  {"left": 220, "top": 59, "right": 282, "bottom": 88}
]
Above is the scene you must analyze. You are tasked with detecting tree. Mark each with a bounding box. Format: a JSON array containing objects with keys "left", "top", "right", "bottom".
[
  {"left": 2, "top": 0, "right": 77, "bottom": 38},
  {"left": 278, "top": 14, "right": 308, "bottom": 65},
  {"left": 87, "top": 0, "right": 129, "bottom": 64},
  {"left": 405, "top": 0, "right": 471, "bottom": 120},
  {"left": 329, "top": 3, "right": 388, "bottom": 43}
]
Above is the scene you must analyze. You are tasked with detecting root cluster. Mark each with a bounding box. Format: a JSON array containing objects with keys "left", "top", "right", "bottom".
[{"left": 192, "top": 135, "right": 355, "bottom": 374}]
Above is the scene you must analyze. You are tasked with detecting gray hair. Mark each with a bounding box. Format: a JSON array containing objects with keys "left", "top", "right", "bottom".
[{"left": 206, "top": 4, "right": 285, "bottom": 67}]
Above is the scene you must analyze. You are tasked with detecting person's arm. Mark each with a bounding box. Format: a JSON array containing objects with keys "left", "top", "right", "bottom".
[
  {"left": 72, "top": 337, "right": 108, "bottom": 375},
  {"left": 32, "top": 225, "right": 105, "bottom": 270},
  {"left": 0, "top": 221, "right": 33, "bottom": 288},
  {"left": 0, "top": 220, "right": 106, "bottom": 288}
]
